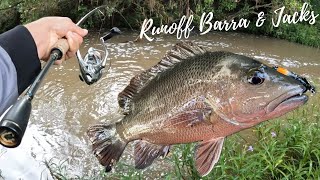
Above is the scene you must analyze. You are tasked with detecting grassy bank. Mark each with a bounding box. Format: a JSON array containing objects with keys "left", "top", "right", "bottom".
[
  {"left": 46, "top": 86, "right": 320, "bottom": 179},
  {"left": 0, "top": 0, "right": 319, "bottom": 47}
]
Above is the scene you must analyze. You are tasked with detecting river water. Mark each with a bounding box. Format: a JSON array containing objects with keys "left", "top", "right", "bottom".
[{"left": 0, "top": 31, "right": 319, "bottom": 179}]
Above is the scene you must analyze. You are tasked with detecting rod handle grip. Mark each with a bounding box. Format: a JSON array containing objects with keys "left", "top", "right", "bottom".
[{"left": 52, "top": 38, "right": 69, "bottom": 60}]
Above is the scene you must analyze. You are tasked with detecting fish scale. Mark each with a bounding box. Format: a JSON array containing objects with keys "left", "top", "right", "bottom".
[{"left": 122, "top": 57, "right": 220, "bottom": 140}]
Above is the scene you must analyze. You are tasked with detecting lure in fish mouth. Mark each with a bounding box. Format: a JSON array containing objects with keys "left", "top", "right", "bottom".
[{"left": 87, "top": 41, "right": 315, "bottom": 177}]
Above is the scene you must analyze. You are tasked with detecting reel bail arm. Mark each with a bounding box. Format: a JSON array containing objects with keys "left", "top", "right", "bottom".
[{"left": 76, "top": 27, "right": 121, "bottom": 85}]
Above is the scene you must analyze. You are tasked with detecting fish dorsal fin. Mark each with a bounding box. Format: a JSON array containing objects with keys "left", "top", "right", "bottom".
[
  {"left": 118, "top": 41, "right": 206, "bottom": 113},
  {"left": 195, "top": 137, "right": 225, "bottom": 177},
  {"left": 134, "top": 140, "right": 170, "bottom": 169}
]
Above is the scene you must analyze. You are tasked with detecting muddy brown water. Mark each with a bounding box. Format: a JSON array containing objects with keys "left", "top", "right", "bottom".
[{"left": 0, "top": 31, "right": 319, "bottom": 179}]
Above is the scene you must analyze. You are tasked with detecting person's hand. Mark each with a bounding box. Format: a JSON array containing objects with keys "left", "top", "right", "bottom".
[{"left": 24, "top": 17, "right": 88, "bottom": 64}]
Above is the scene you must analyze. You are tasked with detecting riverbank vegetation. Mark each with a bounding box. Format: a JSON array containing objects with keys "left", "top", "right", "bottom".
[{"left": 0, "top": 0, "right": 319, "bottom": 47}]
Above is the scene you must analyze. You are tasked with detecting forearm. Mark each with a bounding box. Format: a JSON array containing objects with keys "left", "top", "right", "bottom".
[{"left": 0, "top": 25, "right": 41, "bottom": 114}]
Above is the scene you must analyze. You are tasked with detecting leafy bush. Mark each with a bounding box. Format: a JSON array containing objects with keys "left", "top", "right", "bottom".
[
  {"left": 0, "top": 0, "right": 20, "bottom": 32},
  {"left": 18, "top": 0, "right": 79, "bottom": 23}
]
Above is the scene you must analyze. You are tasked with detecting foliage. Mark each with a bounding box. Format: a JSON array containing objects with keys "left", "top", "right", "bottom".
[
  {"left": 0, "top": 0, "right": 21, "bottom": 32},
  {"left": 18, "top": 0, "right": 79, "bottom": 23},
  {"left": 245, "top": 0, "right": 320, "bottom": 48}
]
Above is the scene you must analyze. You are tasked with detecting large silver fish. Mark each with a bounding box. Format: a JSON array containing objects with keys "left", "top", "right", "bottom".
[{"left": 87, "top": 42, "right": 311, "bottom": 176}]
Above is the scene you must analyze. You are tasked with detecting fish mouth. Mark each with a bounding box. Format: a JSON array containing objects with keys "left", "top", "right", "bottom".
[{"left": 266, "top": 86, "right": 308, "bottom": 115}]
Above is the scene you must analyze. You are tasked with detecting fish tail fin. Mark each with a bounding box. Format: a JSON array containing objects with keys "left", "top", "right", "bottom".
[{"left": 87, "top": 123, "right": 127, "bottom": 172}]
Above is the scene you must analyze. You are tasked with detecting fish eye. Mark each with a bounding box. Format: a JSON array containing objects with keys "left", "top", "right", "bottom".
[{"left": 247, "top": 70, "right": 265, "bottom": 85}]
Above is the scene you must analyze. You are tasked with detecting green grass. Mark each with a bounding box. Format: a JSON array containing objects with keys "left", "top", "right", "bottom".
[{"left": 46, "top": 88, "right": 320, "bottom": 179}]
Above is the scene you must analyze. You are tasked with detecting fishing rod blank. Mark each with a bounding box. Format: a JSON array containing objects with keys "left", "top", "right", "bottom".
[{"left": 0, "top": 39, "right": 69, "bottom": 148}]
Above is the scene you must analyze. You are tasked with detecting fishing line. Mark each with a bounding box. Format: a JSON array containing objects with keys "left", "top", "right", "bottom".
[{"left": 97, "top": 8, "right": 113, "bottom": 72}]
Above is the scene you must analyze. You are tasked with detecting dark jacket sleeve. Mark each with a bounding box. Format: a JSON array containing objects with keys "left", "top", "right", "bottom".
[
  {"left": 0, "top": 47, "right": 18, "bottom": 114},
  {"left": 0, "top": 25, "right": 41, "bottom": 114}
]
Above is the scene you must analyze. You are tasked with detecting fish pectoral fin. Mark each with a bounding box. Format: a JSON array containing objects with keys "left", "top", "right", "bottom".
[
  {"left": 195, "top": 137, "right": 225, "bottom": 177},
  {"left": 134, "top": 140, "right": 170, "bottom": 169},
  {"left": 162, "top": 108, "right": 212, "bottom": 128}
]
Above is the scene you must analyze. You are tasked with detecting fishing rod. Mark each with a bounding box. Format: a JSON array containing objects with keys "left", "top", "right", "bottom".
[
  {"left": 0, "top": 39, "right": 69, "bottom": 148},
  {"left": 0, "top": 6, "right": 120, "bottom": 148}
]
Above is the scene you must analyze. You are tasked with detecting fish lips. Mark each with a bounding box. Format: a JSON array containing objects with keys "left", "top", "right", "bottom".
[{"left": 266, "top": 87, "right": 308, "bottom": 115}]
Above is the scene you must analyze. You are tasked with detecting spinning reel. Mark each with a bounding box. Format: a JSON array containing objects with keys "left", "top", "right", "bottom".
[
  {"left": 75, "top": 5, "right": 121, "bottom": 85},
  {"left": 76, "top": 27, "right": 121, "bottom": 85}
]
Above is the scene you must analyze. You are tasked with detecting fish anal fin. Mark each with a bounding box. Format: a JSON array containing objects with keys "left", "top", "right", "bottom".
[
  {"left": 118, "top": 41, "right": 206, "bottom": 113},
  {"left": 195, "top": 137, "right": 225, "bottom": 177},
  {"left": 134, "top": 140, "right": 170, "bottom": 169}
]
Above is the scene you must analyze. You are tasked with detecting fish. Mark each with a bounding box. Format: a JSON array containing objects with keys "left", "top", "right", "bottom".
[{"left": 87, "top": 41, "right": 312, "bottom": 177}]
